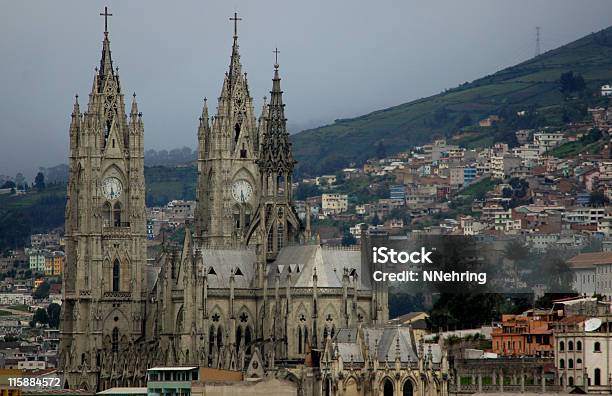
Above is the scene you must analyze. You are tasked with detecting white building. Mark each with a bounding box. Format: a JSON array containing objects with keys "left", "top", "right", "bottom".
[
  {"left": 490, "top": 154, "right": 521, "bottom": 179},
  {"left": 555, "top": 315, "right": 612, "bottom": 391},
  {"left": 18, "top": 360, "right": 47, "bottom": 370},
  {"left": 512, "top": 144, "right": 543, "bottom": 167},
  {"left": 315, "top": 175, "right": 337, "bottom": 187},
  {"left": 0, "top": 293, "right": 33, "bottom": 305},
  {"left": 27, "top": 249, "right": 47, "bottom": 272},
  {"left": 349, "top": 223, "right": 366, "bottom": 239},
  {"left": 459, "top": 216, "right": 487, "bottom": 236},
  {"left": 533, "top": 131, "right": 565, "bottom": 152},
  {"left": 601, "top": 84, "right": 612, "bottom": 97},
  {"left": 568, "top": 252, "right": 612, "bottom": 296},
  {"left": 563, "top": 207, "right": 606, "bottom": 225},
  {"left": 321, "top": 193, "right": 348, "bottom": 215}
]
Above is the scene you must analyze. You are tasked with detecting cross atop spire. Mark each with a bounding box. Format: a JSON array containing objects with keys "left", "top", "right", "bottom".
[
  {"left": 230, "top": 12, "right": 242, "bottom": 39},
  {"left": 99, "top": 6, "right": 113, "bottom": 34},
  {"left": 273, "top": 48, "right": 280, "bottom": 69}
]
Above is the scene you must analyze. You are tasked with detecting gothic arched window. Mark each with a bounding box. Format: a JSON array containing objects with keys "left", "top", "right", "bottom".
[
  {"left": 217, "top": 327, "right": 223, "bottom": 348},
  {"left": 233, "top": 205, "right": 241, "bottom": 229},
  {"left": 103, "top": 202, "right": 111, "bottom": 226},
  {"left": 277, "top": 175, "right": 285, "bottom": 193},
  {"left": 234, "top": 123, "right": 241, "bottom": 143},
  {"left": 383, "top": 378, "right": 394, "bottom": 396},
  {"left": 236, "top": 326, "right": 242, "bottom": 353},
  {"left": 113, "top": 202, "right": 122, "bottom": 227},
  {"left": 245, "top": 326, "right": 252, "bottom": 355},
  {"left": 267, "top": 225, "right": 275, "bottom": 253},
  {"left": 112, "top": 327, "right": 119, "bottom": 352},
  {"left": 403, "top": 380, "right": 414, "bottom": 396},
  {"left": 277, "top": 222, "right": 284, "bottom": 250},
  {"left": 112, "top": 260, "right": 120, "bottom": 292},
  {"left": 298, "top": 327, "right": 303, "bottom": 354},
  {"left": 244, "top": 205, "right": 252, "bottom": 228},
  {"left": 208, "top": 326, "right": 215, "bottom": 355}
]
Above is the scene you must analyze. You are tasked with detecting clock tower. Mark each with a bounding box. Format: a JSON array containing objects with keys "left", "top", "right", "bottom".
[
  {"left": 60, "top": 10, "right": 147, "bottom": 391},
  {"left": 195, "top": 13, "right": 262, "bottom": 247}
]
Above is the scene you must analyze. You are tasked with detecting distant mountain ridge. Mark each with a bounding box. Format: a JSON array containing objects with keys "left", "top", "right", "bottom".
[{"left": 290, "top": 26, "right": 612, "bottom": 176}]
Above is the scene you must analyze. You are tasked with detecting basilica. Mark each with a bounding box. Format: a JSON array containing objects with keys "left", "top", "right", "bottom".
[{"left": 58, "top": 10, "right": 447, "bottom": 396}]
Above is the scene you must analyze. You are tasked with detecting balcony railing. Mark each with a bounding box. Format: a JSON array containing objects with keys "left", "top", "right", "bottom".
[
  {"left": 103, "top": 221, "right": 131, "bottom": 228},
  {"left": 103, "top": 291, "right": 132, "bottom": 299}
]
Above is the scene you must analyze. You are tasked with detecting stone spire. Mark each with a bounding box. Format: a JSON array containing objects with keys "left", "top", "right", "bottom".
[
  {"left": 130, "top": 92, "right": 139, "bottom": 116},
  {"left": 69, "top": 95, "right": 81, "bottom": 153},
  {"left": 228, "top": 12, "right": 243, "bottom": 89},
  {"left": 257, "top": 96, "right": 268, "bottom": 154},
  {"left": 85, "top": 25, "right": 126, "bottom": 146},
  {"left": 258, "top": 61, "right": 295, "bottom": 174},
  {"left": 72, "top": 94, "right": 80, "bottom": 118},
  {"left": 99, "top": 31, "right": 115, "bottom": 80}
]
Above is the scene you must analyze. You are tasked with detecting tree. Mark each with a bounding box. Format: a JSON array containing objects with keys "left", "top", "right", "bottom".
[
  {"left": 34, "top": 172, "right": 45, "bottom": 192},
  {"left": 539, "top": 255, "right": 574, "bottom": 293},
  {"left": 559, "top": 71, "right": 586, "bottom": 96},
  {"left": 33, "top": 281, "right": 50, "bottom": 299},
  {"left": 31, "top": 308, "right": 48, "bottom": 327},
  {"left": 590, "top": 190, "right": 608, "bottom": 207},
  {"left": 341, "top": 232, "right": 357, "bottom": 246},
  {"left": 1, "top": 180, "right": 15, "bottom": 189},
  {"left": 375, "top": 142, "right": 387, "bottom": 159},
  {"left": 455, "top": 113, "right": 473, "bottom": 129},
  {"left": 47, "top": 303, "right": 61, "bottom": 328},
  {"left": 295, "top": 183, "right": 322, "bottom": 201},
  {"left": 14, "top": 173, "right": 25, "bottom": 189},
  {"left": 371, "top": 213, "right": 381, "bottom": 226}
]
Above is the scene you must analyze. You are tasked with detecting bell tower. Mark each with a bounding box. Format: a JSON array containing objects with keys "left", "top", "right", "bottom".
[
  {"left": 60, "top": 8, "right": 147, "bottom": 391},
  {"left": 195, "top": 13, "right": 261, "bottom": 247}
]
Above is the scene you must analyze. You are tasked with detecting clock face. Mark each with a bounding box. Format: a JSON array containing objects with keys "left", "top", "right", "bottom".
[
  {"left": 231, "top": 180, "right": 253, "bottom": 203},
  {"left": 102, "top": 177, "right": 123, "bottom": 200}
]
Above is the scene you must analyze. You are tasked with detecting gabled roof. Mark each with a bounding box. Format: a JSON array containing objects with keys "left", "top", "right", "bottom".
[
  {"left": 568, "top": 252, "right": 612, "bottom": 269},
  {"left": 267, "top": 245, "right": 370, "bottom": 290},
  {"left": 200, "top": 248, "right": 257, "bottom": 289}
]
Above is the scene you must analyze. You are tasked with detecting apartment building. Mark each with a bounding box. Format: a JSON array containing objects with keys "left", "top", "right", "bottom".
[
  {"left": 492, "top": 310, "right": 556, "bottom": 357},
  {"left": 491, "top": 154, "right": 521, "bottom": 179},
  {"left": 321, "top": 193, "right": 348, "bottom": 215}
]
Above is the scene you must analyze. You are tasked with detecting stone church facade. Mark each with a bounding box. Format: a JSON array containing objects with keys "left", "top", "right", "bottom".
[{"left": 59, "top": 12, "right": 447, "bottom": 395}]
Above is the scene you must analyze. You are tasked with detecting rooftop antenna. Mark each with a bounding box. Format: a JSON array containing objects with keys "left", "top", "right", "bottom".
[{"left": 535, "top": 26, "right": 541, "bottom": 57}]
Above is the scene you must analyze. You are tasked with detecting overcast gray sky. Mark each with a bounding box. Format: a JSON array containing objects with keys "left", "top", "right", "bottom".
[{"left": 2, "top": 0, "right": 612, "bottom": 179}]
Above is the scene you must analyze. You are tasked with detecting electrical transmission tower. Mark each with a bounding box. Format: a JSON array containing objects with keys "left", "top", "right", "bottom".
[{"left": 535, "top": 26, "right": 541, "bottom": 57}]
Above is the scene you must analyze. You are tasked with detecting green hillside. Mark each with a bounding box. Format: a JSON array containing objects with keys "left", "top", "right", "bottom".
[{"left": 291, "top": 26, "right": 612, "bottom": 176}]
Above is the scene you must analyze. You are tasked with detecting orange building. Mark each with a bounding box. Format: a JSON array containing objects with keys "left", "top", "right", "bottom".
[
  {"left": 491, "top": 309, "right": 557, "bottom": 357},
  {"left": 44, "top": 251, "right": 64, "bottom": 276},
  {"left": 0, "top": 368, "right": 23, "bottom": 396}
]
